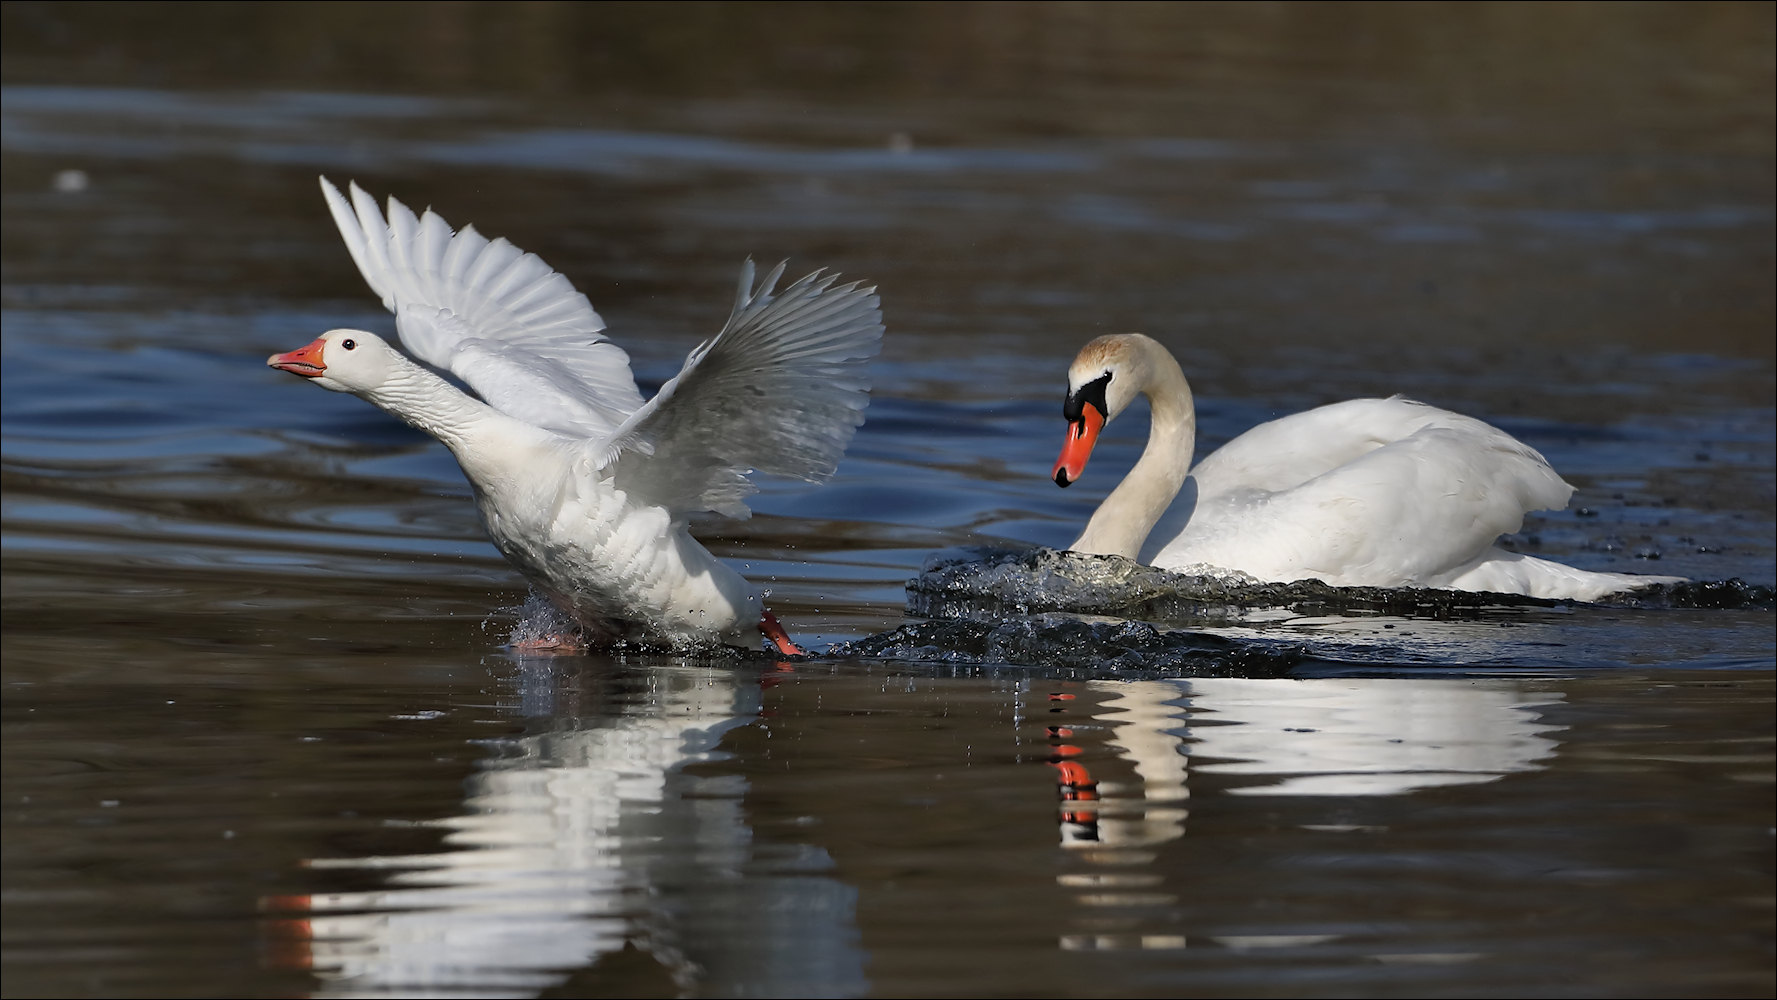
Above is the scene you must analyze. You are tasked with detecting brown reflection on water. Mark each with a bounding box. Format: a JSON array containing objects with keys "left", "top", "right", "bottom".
[{"left": 3, "top": 595, "right": 1772, "bottom": 996}]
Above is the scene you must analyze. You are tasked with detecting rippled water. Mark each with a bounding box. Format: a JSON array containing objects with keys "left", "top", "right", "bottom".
[{"left": 4, "top": 5, "right": 1773, "bottom": 997}]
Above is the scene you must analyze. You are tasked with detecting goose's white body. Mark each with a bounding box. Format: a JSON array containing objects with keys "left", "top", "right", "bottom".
[
  {"left": 438, "top": 403, "right": 760, "bottom": 645},
  {"left": 272, "top": 178, "right": 881, "bottom": 647},
  {"left": 1056, "top": 335, "right": 1680, "bottom": 602}
]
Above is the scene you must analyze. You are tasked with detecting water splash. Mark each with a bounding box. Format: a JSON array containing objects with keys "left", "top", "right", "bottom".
[
  {"left": 906, "top": 546, "right": 1772, "bottom": 626},
  {"left": 827, "top": 614, "right": 1301, "bottom": 677},
  {"left": 500, "top": 590, "right": 582, "bottom": 649},
  {"left": 492, "top": 590, "right": 790, "bottom": 661}
]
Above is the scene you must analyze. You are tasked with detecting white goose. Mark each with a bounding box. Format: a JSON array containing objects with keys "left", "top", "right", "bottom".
[
  {"left": 269, "top": 178, "right": 881, "bottom": 652},
  {"left": 1051, "top": 334, "right": 1681, "bottom": 601}
]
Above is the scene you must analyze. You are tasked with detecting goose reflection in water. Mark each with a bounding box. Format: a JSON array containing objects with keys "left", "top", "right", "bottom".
[
  {"left": 1050, "top": 676, "right": 1564, "bottom": 952},
  {"left": 267, "top": 663, "right": 867, "bottom": 999}
]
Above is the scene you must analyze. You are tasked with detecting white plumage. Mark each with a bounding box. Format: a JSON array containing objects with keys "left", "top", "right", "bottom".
[
  {"left": 322, "top": 179, "right": 646, "bottom": 438},
  {"left": 1054, "top": 334, "right": 1681, "bottom": 601},
  {"left": 272, "top": 178, "right": 882, "bottom": 649}
]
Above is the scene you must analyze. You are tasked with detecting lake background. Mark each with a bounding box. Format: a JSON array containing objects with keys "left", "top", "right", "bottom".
[{"left": 3, "top": 3, "right": 1772, "bottom": 997}]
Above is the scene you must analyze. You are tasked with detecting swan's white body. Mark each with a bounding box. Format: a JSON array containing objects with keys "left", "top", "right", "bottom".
[
  {"left": 271, "top": 178, "right": 881, "bottom": 647},
  {"left": 1054, "top": 335, "right": 1679, "bottom": 602}
]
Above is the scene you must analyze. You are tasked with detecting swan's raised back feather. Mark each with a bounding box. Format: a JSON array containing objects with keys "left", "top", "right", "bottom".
[
  {"left": 1157, "top": 397, "right": 1574, "bottom": 585},
  {"left": 609, "top": 260, "right": 883, "bottom": 517},
  {"left": 320, "top": 177, "right": 646, "bottom": 438},
  {"left": 1187, "top": 396, "right": 1569, "bottom": 507}
]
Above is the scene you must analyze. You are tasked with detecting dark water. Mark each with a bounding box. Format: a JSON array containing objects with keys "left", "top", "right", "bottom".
[{"left": 4, "top": 4, "right": 1773, "bottom": 997}]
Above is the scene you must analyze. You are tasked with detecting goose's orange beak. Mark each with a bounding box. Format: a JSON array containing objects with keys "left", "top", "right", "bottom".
[
  {"left": 268, "top": 339, "right": 327, "bottom": 378},
  {"left": 1052, "top": 403, "right": 1104, "bottom": 487}
]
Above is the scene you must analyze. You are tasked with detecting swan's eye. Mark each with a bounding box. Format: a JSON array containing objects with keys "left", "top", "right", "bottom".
[{"left": 341, "top": 339, "right": 356, "bottom": 351}]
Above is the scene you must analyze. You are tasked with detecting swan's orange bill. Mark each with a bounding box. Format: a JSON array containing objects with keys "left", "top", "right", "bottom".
[
  {"left": 1052, "top": 403, "right": 1105, "bottom": 487},
  {"left": 268, "top": 338, "right": 327, "bottom": 378}
]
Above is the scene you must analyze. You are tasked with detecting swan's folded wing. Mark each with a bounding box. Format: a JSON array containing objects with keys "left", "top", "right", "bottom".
[
  {"left": 1276, "top": 423, "right": 1572, "bottom": 584},
  {"left": 605, "top": 260, "right": 882, "bottom": 517},
  {"left": 321, "top": 176, "right": 645, "bottom": 438},
  {"left": 1189, "top": 397, "right": 1472, "bottom": 497},
  {"left": 1167, "top": 419, "right": 1572, "bottom": 586}
]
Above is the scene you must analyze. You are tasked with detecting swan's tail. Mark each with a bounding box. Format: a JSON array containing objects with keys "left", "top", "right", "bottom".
[{"left": 1441, "top": 549, "right": 1683, "bottom": 602}]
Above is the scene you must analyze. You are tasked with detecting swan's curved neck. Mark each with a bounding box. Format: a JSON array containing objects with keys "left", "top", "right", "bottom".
[{"left": 1070, "top": 346, "right": 1195, "bottom": 560}]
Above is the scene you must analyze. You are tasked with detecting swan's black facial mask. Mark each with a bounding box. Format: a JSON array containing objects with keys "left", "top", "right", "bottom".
[{"left": 1063, "top": 373, "right": 1111, "bottom": 425}]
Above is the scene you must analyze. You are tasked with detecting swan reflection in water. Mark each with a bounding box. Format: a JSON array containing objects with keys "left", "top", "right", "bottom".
[
  {"left": 1050, "top": 676, "right": 1564, "bottom": 952},
  {"left": 269, "top": 662, "right": 867, "bottom": 999}
]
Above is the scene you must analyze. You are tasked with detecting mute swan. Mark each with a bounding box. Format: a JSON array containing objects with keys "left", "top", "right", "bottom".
[
  {"left": 1051, "top": 334, "right": 1680, "bottom": 601},
  {"left": 268, "top": 178, "right": 882, "bottom": 653}
]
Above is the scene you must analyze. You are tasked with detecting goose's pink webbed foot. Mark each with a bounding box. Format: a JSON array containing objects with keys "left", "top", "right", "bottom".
[
  {"left": 508, "top": 633, "right": 586, "bottom": 655},
  {"left": 760, "top": 610, "right": 804, "bottom": 657}
]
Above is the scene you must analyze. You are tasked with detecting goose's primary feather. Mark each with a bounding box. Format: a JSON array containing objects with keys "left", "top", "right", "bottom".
[
  {"left": 609, "top": 260, "right": 881, "bottom": 517},
  {"left": 322, "top": 179, "right": 646, "bottom": 438}
]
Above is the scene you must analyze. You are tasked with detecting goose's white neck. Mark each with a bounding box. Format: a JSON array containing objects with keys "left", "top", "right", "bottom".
[
  {"left": 357, "top": 356, "right": 550, "bottom": 479},
  {"left": 1069, "top": 342, "right": 1196, "bottom": 560}
]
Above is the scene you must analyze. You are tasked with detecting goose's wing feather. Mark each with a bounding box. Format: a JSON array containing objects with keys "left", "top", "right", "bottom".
[
  {"left": 1156, "top": 398, "right": 1572, "bottom": 584},
  {"left": 321, "top": 176, "right": 645, "bottom": 438},
  {"left": 606, "top": 260, "right": 882, "bottom": 518}
]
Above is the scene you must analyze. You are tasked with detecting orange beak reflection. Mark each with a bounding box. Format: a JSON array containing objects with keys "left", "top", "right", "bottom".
[
  {"left": 1052, "top": 403, "right": 1105, "bottom": 487},
  {"left": 268, "top": 338, "right": 328, "bottom": 378}
]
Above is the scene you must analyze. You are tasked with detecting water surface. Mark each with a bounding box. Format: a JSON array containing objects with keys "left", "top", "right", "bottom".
[{"left": 4, "top": 5, "right": 1773, "bottom": 997}]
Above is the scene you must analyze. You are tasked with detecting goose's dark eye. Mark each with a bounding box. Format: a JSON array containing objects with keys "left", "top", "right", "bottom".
[{"left": 341, "top": 339, "right": 356, "bottom": 351}]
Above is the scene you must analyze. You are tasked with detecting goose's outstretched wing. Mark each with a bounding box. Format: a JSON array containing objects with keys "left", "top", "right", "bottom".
[
  {"left": 321, "top": 177, "right": 645, "bottom": 438},
  {"left": 607, "top": 260, "right": 882, "bottom": 518}
]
